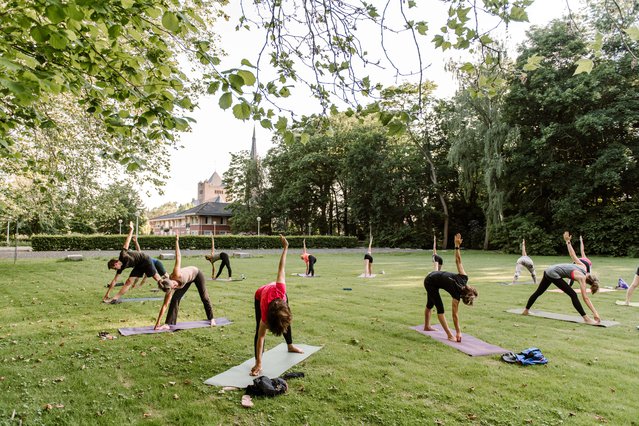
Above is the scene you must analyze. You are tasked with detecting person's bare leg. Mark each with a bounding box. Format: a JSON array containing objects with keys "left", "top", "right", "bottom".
[
  {"left": 625, "top": 275, "right": 639, "bottom": 304},
  {"left": 423, "top": 307, "right": 435, "bottom": 331}
]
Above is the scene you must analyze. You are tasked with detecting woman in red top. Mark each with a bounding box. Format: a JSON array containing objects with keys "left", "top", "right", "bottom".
[
  {"left": 251, "top": 235, "right": 303, "bottom": 376},
  {"left": 300, "top": 238, "right": 317, "bottom": 276}
]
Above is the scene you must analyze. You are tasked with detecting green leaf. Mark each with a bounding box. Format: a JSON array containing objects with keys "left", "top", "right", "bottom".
[
  {"left": 408, "top": 0, "right": 416, "bottom": 7},
  {"left": 207, "top": 81, "right": 220, "bottom": 94},
  {"left": 573, "top": 58, "right": 594, "bottom": 75},
  {"left": 387, "top": 120, "right": 405, "bottom": 136},
  {"left": 121, "top": 0, "right": 134, "bottom": 9},
  {"left": 283, "top": 130, "right": 294, "bottom": 144},
  {"left": 232, "top": 102, "right": 251, "bottom": 120},
  {"left": 460, "top": 62, "right": 475, "bottom": 73},
  {"left": 479, "top": 34, "right": 493, "bottom": 45},
  {"left": 237, "top": 70, "right": 256, "bottom": 86},
  {"left": 162, "top": 12, "right": 180, "bottom": 33},
  {"left": 46, "top": 5, "right": 66, "bottom": 24},
  {"left": 624, "top": 26, "right": 639, "bottom": 41},
  {"left": 260, "top": 119, "right": 272, "bottom": 129},
  {"left": 50, "top": 33, "right": 68, "bottom": 50},
  {"left": 300, "top": 133, "right": 310, "bottom": 144},
  {"left": 523, "top": 54, "right": 543, "bottom": 71},
  {"left": 589, "top": 32, "right": 603, "bottom": 57},
  {"left": 416, "top": 22, "right": 428, "bottom": 36},
  {"left": 279, "top": 86, "right": 291, "bottom": 97},
  {"left": 240, "top": 58, "right": 256, "bottom": 68},
  {"left": 30, "top": 26, "right": 49, "bottom": 43},
  {"left": 146, "top": 7, "right": 161, "bottom": 18},
  {"left": 67, "top": 5, "right": 84, "bottom": 21},
  {"left": 0, "top": 57, "right": 21, "bottom": 71},
  {"left": 275, "top": 116, "right": 288, "bottom": 132},
  {"left": 218, "top": 92, "right": 232, "bottom": 110},
  {"left": 509, "top": 6, "right": 528, "bottom": 22}
]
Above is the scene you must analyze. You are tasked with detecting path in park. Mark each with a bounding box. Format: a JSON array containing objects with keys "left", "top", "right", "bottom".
[{"left": 0, "top": 246, "right": 424, "bottom": 260}]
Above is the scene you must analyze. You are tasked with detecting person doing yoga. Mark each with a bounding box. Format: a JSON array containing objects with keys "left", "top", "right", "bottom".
[
  {"left": 205, "top": 236, "right": 232, "bottom": 280},
  {"left": 432, "top": 235, "right": 443, "bottom": 271},
  {"left": 512, "top": 239, "right": 536, "bottom": 285},
  {"left": 363, "top": 233, "right": 374, "bottom": 277},
  {"left": 623, "top": 267, "right": 639, "bottom": 305},
  {"left": 129, "top": 235, "right": 167, "bottom": 289},
  {"left": 523, "top": 232, "right": 600, "bottom": 324},
  {"left": 423, "top": 233, "right": 478, "bottom": 342},
  {"left": 153, "top": 234, "right": 215, "bottom": 330},
  {"left": 104, "top": 222, "right": 170, "bottom": 303},
  {"left": 251, "top": 235, "right": 303, "bottom": 376},
  {"left": 569, "top": 235, "right": 592, "bottom": 287},
  {"left": 300, "top": 239, "right": 317, "bottom": 276}
]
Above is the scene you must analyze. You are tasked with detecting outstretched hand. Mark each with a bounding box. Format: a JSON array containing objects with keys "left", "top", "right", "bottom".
[
  {"left": 129, "top": 221, "right": 134, "bottom": 230},
  {"left": 563, "top": 231, "right": 571, "bottom": 243},
  {"left": 280, "top": 234, "right": 288, "bottom": 249},
  {"left": 454, "top": 233, "right": 463, "bottom": 247}
]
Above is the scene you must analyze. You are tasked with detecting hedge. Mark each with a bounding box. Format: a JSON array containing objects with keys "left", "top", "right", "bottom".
[{"left": 31, "top": 235, "right": 359, "bottom": 251}]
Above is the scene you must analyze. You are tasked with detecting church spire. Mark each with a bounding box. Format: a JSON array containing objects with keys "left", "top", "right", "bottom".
[{"left": 250, "top": 126, "right": 257, "bottom": 160}]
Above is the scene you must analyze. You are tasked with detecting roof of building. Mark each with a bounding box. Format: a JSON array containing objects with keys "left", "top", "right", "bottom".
[
  {"left": 206, "top": 171, "right": 223, "bottom": 187},
  {"left": 149, "top": 201, "right": 233, "bottom": 221}
]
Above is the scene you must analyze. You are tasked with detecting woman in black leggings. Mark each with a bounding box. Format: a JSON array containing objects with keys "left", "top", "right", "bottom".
[
  {"left": 205, "top": 236, "right": 233, "bottom": 279},
  {"left": 523, "top": 232, "right": 600, "bottom": 324},
  {"left": 423, "top": 233, "right": 478, "bottom": 342}
]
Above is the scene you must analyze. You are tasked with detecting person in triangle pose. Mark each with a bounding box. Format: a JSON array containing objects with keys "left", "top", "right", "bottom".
[
  {"left": 512, "top": 238, "right": 536, "bottom": 285},
  {"left": 300, "top": 239, "right": 317, "bottom": 277},
  {"left": 523, "top": 232, "right": 601, "bottom": 324},
  {"left": 623, "top": 268, "right": 639, "bottom": 305},
  {"left": 432, "top": 235, "right": 443, "bottom": 271},
  {"left": 205, "top": 236, "right": 232, "bottom": 280},
  {"left": 423, "top": 233, "right": 478, "bottom": 342}
]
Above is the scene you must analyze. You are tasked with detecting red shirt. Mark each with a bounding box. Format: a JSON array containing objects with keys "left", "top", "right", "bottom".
[
  {"left": 255, "top": 282, "right": 287, "bottom": 321},
  {"left": 301, "top": 253, "right": 310, "bottom": 263}
]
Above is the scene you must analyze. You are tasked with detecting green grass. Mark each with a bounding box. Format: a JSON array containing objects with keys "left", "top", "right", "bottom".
[{"left": 1, "top": 251, "right": 638, "bottom": 425}]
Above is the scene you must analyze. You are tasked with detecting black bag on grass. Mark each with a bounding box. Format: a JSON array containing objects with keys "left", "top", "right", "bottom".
[{"left": 245, "top": 376, "right": 288, "bottom": 397}]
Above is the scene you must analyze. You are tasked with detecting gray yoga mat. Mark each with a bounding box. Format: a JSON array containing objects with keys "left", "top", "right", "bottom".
[
  {"left": 204, "top": 343, "right": 322, "bottom": 387},
  {"left": 506, "top": 308, "right": 620, "bottom": 327},
  {"left": 118, "top": 317, "right": 232, "bottom": 336},
  {"left": 499, "top": 281, "right": 535, "bottom": 286},
  {"left": 358, "top": 274, "right": 376, "bottom": 278},
  {"left": 294, "top": 273, "right": 319, "bottom": 278},
  {"left": 118, "top": 297, "right": 163, "bottom": 303},
  {"left": 410, "top": 325, "right": 508, "bottom": 356},
  {"left": 616, "top": 300, "right": 639, "bottom": 307}
]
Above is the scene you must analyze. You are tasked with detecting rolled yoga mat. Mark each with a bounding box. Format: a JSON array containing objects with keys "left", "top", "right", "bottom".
[
  {"left": 410, "top": 325, "right": 508, "bottom": 356},
  {"left": 118, "top": 317, "right": 232, "bottom": 336},
  {"left": 506, "top": 308, "right": 619, "bottom": 327},
  {"left": 204, "top": 343, "right": 322, "bottom": 388}
]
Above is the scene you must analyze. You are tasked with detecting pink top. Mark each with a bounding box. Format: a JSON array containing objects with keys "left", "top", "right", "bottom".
[
  {"left": 301, "top": 253, "right": 310, "bottom": 263},
  {"left": 255, "top": 282, "right": 287, "bottom": 321}
]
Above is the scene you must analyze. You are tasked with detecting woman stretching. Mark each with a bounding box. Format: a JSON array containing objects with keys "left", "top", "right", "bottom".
[
  {"left": 154, "top": 234, "right": 215, "bottom": 330},
  {"left": 205, "top": 236, "right": 232, "bottom": 280},
  {"left": 569, "top": 235, "right": 592, "bottom": 287},
  {"left": 512, "top": 239, "right": 536, "bottom": 285},
  {"left": 363, "top": 233, "right": 374, "bottom": 277},
  {"left": 423, "top": 233, "right": 478, "bottom": 342},
  {"left": 251, "top": 235, "right": 303, "bottom": 376},
  {"left": 432, "top": 235, "right": 443, "bottom": 271},
  {"left": 300, "top": 239, "right": 317, "bottom": 276},
  {"left": 523, "top": 232, "right": 600, "bottom": 324}
]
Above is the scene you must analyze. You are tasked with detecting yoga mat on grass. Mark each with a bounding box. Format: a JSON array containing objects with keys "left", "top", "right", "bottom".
[
  {"left": 410, "top": 325, "right": 508, "bottom": 356},
  {"left": 358, "top": 274, "right": 376, "bottom": 278},
  {"left": 506, "top": 308, "right": 619, "bottom": 327},
  {"left": 294, "top": 273, "right": 319, "bottom": 278},
  {"left": 204, "top": 343, "right": 322, "bottom": 388},
  {"left": 118, "top": 297, "right": 163, "bottom": 303},
  {"left": 616, "top": 300, "right": 639, "bottom": 307},
  {"left": 207, "top": 278, "right": 245, "bottom": 282},
  {"left": 548, "top": 287, "right": 615, "bottom": 293},
  {"left": 498, "top": 281, "right": 534, "bottom": 286},
  {"left": 118, "top": 317, "right": 232, "bottom": 336}
]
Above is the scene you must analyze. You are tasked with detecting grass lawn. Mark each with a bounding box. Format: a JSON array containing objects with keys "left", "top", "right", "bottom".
[{"left": 1, "top": 250, "right": 638, "bottom": 425}]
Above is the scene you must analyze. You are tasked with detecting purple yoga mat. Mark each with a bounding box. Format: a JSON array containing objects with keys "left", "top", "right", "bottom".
[
  {"left": 118, "top": 317, "right": 232, "bottom": 336},
  {"left": 410, "top": 324, "right": 508, "bottom": 356}
]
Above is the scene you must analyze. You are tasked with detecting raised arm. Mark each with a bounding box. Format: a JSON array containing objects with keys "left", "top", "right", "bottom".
[
  {"left": 276, "top": 235, "right": 289, "bottom": 283},
  {"left": 154, "top": 289, "right": 174, "bottom": 330},
  {"left": 302, "top": 238, "right": 307, "bottom": 255},
  {"left": 210, "top": 235, "right": 215, "bottom": 256},
  {"left": 122, "top": 221, "right": 134, "bottom": 250},
  {"left": 432, "top": 235, "right": 437, "bottom": 255},
  {"left": 521, "top": 239, "right": 527, "bottom": 257},
  {"left": 133, "top": 235, "right": 141, "bottom": 252},
  {"left": 368, "top": 234, "right": 373, "bottom": 254},
  {"left": 563, "top": 232, "right": 583, "bottom": 265},
  {"left": 172, "top": 233, "right": 182, "bottom": 276},
  {"left": 454, "top": 233, "right": 466, "bottom": 276},
  {"left": 579, "top": 235, "right": 586, "bottom": 258}
]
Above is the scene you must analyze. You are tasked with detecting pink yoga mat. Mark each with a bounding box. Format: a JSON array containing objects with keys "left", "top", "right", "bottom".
[
  {"left": 410, "top": 324, "right": 508, "bottom": 356},
  {"left": 118, "top": 318, "right": 232, "bottom": 336}
]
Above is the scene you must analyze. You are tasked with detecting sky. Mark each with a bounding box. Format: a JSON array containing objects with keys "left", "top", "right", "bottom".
[{"left": 139, "top": 0, "right": 585, "bottom": 210}]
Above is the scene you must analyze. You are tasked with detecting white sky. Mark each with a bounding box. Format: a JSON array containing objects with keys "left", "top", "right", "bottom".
[{"left": 140, "top": 0, "right": 585, "bottom": 209}]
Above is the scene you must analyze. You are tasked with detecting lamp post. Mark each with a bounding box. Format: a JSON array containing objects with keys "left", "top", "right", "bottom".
[
  {"left": 256, "top": 216, "right": 261, "bottom": 249},
  {"left": 118, "top": 219, "right": 123, "bottom": 235},
  {"left": 6, "top": 219, "right": 10, "bottom": 246},
  {"left": 213, "top": 221, "right": 216, "bottom": 236}
]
